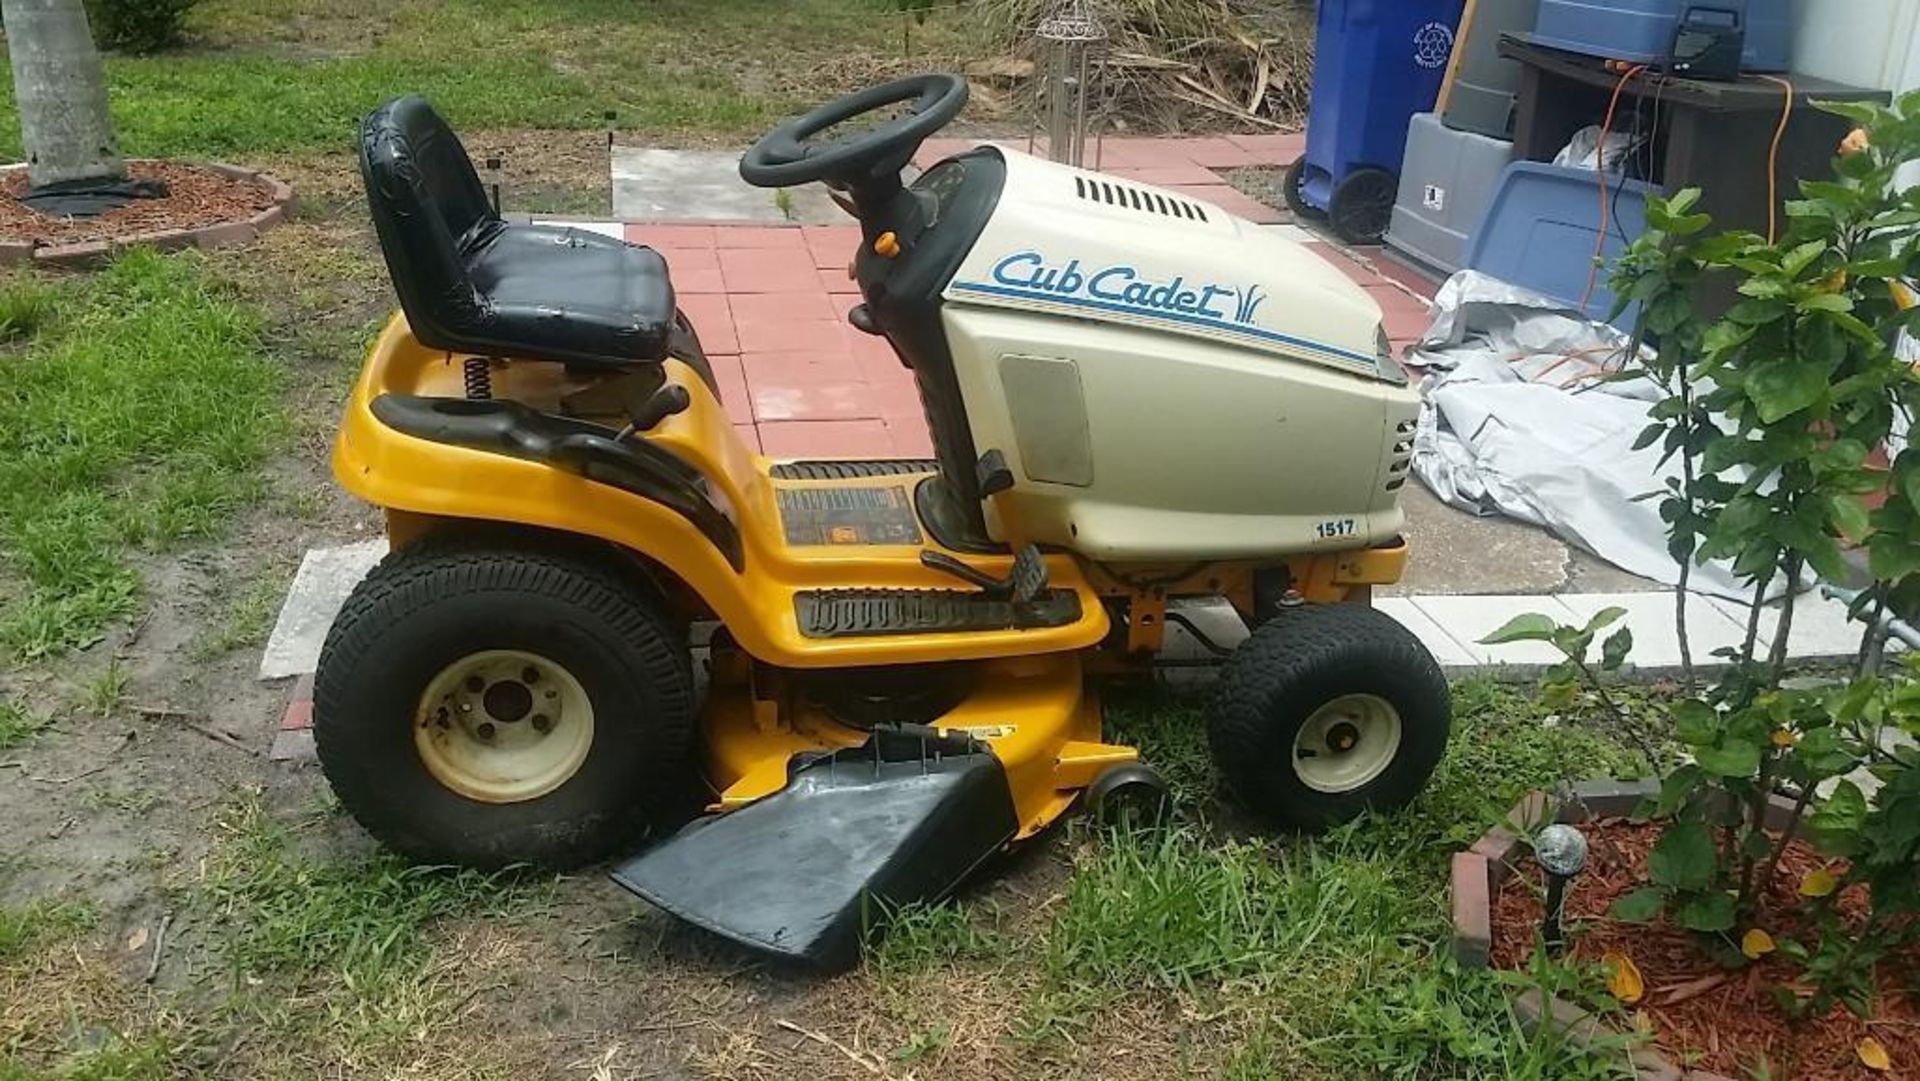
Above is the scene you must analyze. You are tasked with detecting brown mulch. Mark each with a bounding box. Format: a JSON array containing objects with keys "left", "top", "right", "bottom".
[
  {"left": 1491, "top": 818, "right": 1919, "bottom": 1079},
  {"left": 0, "top": 160, "right": 278, "bottom": 246}
]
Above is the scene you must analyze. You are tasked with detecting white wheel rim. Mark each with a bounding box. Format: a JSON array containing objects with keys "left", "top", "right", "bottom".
[
  {"left": 414, "top": 649, "right": 595, "bottom": 804},
  {"left": 1291, "top": 693, "right": 1402, "bottom": 794}
]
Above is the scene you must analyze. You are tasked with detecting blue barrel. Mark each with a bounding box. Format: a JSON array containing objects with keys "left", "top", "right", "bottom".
[{"left": 1288, "top": 0, "right": 1466, "bottom": 243}]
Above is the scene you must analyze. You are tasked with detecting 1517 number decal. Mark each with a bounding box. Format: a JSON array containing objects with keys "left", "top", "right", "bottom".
[{"left": 1314, "top": 518, "right": 1358, "bottom": 541}]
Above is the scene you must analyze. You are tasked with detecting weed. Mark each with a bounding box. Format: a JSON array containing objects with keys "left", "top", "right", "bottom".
[
  {"left": 191, "top": 564, "right": 288, "bottom": 660},
  {"left": 0, "top": 251, "right": 284, "bottom": 658},
  {"left": 0, "top": 898, "right": 97, "bottom": 962},
  {"left": 0, "top": 279, "right": 57, "bottom": 343},
  {"left": 892, "top": 1023, "right": 951, "bottom": 1064},
  {"left": 82, "top": 784, "right": 162, "bottom": 816},
  {"left": 0, "top": 699, "right": 51, "bottom": 750},
  {"left": 867, "top": 899, "right": 1002, "bottom": 977},
  {"left": 196, "top": 793, "right": 541, "bottom": 1059},
  {"left": 77, "top": 659, "right": 132, "bottom": 719}
]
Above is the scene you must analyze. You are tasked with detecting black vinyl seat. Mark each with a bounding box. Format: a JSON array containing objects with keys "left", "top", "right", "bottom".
[{"left": 360, "top": 95, "right": 676, "bottom": 368}]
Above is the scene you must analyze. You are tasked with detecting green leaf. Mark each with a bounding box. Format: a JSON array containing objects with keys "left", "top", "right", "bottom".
[
  {"left": 1672, "top": 699, "right": 1721, "bottom": 745},
  {"left": 1611, "top": 886, "right": 1665, "bottom": 923},
  {"left": 1869, "top": 534, "right": 1920, "bottom": 582},
  {"left": 1673, "top": 890, "right": 1738, "bottom": 932},
  {"left": 1601, "top": 627, "right": 1634, "bottom": 672},
  {"left": 1782, "top": 239, "right": 1829, "bottom": 278},
  {"left": 1477, "top": 612, "right": 1559, "bottom": 646},
  {"left": 1828, "top": 492, "right": 1871, "bottom": 539},
  {"left": 1632, "top": 422, "right": 1665, "bottom": 452},
  {"left": 1649, "top": 820, "right": 1717, "bottom": 892},
  {"left": 1745, "top": 356, "right": 1832, "bottom": 423},
  {"left": 1584, "top": 606, "right": 1628, "bottom": 634},
  {"left": 1810, "top": 779, "right": 1869, "bottom": 835},
  {"left": 1798, "top": 292, "right": 1855, "bottom": 313},
  {"left": 1696, "top": 740, "right": 1763, "bottom": 778}
]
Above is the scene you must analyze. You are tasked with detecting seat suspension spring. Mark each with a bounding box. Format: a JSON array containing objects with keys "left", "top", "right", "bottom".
[{"left": 464, "top": 357, "right": 492, "bottom": 400}]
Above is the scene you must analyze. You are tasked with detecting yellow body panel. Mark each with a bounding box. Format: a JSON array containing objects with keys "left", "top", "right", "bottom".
[{"left": 333, "top": 317, "right": 1112, "bottom": 669}]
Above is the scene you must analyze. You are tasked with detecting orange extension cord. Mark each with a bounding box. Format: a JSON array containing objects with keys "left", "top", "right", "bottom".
[
  {"left": 1756, "top": 73, "right": 1796, "bottom": 243},
  {"left": 1580, "top": 63, "right": 1646, "bottom": 314}
]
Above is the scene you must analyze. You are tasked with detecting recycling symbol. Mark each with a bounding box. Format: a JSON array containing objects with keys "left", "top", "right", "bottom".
[{"left": 1413, "top": 21, "right": 1455, "bottom": 69}]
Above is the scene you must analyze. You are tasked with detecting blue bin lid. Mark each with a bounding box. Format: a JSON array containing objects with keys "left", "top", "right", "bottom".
[{"left": 1463, "top": 161, "right": 1658, "bottom": 327}]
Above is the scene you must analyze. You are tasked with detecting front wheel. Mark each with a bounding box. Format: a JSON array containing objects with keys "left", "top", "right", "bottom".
[
  {"left": 1208, "top": 603, "right": 1449, "bottom": 831},
  {"left": 313, "top": 538, "right": 695, "bottom": 870}
]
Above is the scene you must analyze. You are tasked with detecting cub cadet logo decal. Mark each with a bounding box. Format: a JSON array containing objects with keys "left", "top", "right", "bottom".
[
  {"left": 989, "top": 250, "right": 1267, "bottom": 326},
  {"left": 949, "top": 250, "right": 1377, "bottom": 373}
]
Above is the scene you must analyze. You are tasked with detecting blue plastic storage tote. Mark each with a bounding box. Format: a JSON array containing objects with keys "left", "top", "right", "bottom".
[
  {"left": 1287, "top": 0, "right": 1466, "bottom": 244},
  {"left": 1462, "top": 161, "right": 1656, "bottom": 328},
  {"left": 1532, "top": 0, "right": 1791, "bottom": 72}
]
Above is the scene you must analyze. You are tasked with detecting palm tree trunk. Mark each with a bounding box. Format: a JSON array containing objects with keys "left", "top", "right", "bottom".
[{"left": 3, "top": 0, "right": 126, "bottom": 188}]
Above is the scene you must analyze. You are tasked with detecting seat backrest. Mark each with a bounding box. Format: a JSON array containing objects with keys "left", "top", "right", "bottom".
[{"left": 359, "top": 96, "right": 498, "bottom": 349}]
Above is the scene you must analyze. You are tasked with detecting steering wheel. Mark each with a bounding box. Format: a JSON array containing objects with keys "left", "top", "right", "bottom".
[{"left": 739, "top": 73, "right": 969, "bottom": 191}]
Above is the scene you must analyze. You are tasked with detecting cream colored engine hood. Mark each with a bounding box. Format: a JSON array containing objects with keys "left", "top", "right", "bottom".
[{"left": 944, "top": 147, "right": 1389, "bottom": 380}]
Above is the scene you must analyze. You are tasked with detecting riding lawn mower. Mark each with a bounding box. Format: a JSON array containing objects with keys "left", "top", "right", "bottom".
[{"left": 314, "top": 73, "right": 1451, "bottom": 968}]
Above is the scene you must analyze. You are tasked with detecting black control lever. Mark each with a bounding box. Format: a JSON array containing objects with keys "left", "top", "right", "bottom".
[
  {"left": 615, "top": 384, "right": 691, "bottom": 442},
  {"left": 919, "top": 546, "right": 1048, "bottom": 604}
]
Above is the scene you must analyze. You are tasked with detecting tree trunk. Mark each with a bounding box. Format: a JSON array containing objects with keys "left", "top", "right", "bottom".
[{"left": 3, "top": 0, "right": 125, "bottom": 188}]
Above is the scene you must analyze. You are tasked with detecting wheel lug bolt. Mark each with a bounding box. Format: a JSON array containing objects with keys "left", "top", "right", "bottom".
[
  {"left": 545, "top": 690, "right": 557, "bottom": 699},
  {"left": 522, "top": 666, "right": 540, "bottom": 683},
  {"left": 476, "top": 722, "right": 496, "bottom": 741},
  {"left": 460, "top": 703, "right": 472, "bottom": 713},
  {"left": 531, "top": 714, "right": 551, "bottom": 733}
]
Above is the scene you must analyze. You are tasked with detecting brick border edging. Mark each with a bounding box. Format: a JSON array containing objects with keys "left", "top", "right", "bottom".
[
  {"left": 1452, "top": 779, "right": 1802, "bottom": 1081},
  {"left": 0, "top": 159, "right": 296, "bottom": 268}
]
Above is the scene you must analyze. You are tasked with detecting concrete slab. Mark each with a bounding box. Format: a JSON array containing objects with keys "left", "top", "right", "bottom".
[
  {"left": 1387, "top": 485, "right": 1576, "bottom": 597},
  {"left": 1552, "top": 592, "right": 1750, "bottom": 671},
  {"left": 1408, "top": 594, "right": 1583, "bottom": 668},
  {"left": 1718, "top": 591, "right": 1892, "bottom": 662},
  {"left": 257, "top": 539, "right": 387, "bottom": 680},
  {"left": 1374, "top": 596, "right": 1480, "bottom": 667},
  {"left": 611, "top": 147, "right": 843, "bottom": 224}
]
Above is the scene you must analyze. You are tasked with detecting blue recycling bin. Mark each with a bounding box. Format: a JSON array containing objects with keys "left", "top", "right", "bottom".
[{"left": 1286, "top": 0, "right": 1466, "bottom": 244}]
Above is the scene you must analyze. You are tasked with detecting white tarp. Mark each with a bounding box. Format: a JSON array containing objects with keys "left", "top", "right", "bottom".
[{"left": 1407, "top": 271, "right": 1763, "bottom": 601}]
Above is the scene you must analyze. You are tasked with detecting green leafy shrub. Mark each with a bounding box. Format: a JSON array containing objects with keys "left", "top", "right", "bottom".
[
  {"left": 1485, "top": 89, "right": 1920, "bottom": 1023},
  {"left": 86, "top": 0, "right": 197, "bottom": 55}
]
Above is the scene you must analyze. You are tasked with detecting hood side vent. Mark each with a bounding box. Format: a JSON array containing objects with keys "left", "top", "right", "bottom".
[{"left": 1073, "top": 174, "right": 1209, "bottom": 223}]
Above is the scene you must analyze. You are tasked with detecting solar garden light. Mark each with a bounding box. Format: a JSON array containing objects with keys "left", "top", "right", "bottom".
[
  {"left": 1034, "top": 0, "right": 1106, "bottom": 168},
  {"left": 1535, "top": 823, "right": 1589, "bottom": 953}
]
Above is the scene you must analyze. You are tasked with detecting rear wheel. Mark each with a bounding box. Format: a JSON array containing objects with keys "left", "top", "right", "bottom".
[
  {"left": 1208, "top": 603, "right": 1448, "bottom": 830},
  {"left": 1282, "top": 157, "right": 1320, "bottom": 219},
  {"left": 313, "top": 538, "right": 695, "bottom": 869},
  {"left": 1328, "top": 166, "right": 1398, "bottom": 245}
]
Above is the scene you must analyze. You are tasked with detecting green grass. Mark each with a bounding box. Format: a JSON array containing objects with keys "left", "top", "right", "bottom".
[
  {"left": 0, "top": 0, "right": 974, "bottom": 160},
  {"left": 0, "top": 252, "right": 284, "bottom": 659},
  {"left": 983, "top": 679, "right": 1651, "bottom": 1078},
  {"left": 0, "top": 898, "right": 96, "bottom": 963},
  {"left": 197, "top": 795, "right": 542, "bottom": 1057},
  {"left": 0, "top": 699, "right": 52, "bottom": 750},
  {"left": 190, "top": 564, "right": 289, "bottom": 661}
]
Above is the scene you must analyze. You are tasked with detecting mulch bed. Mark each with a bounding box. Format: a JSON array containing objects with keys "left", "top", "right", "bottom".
[
  {"left": 0, "top": 160, "right": 279, "bottom": 246},
  {"left": 1491, "top": 818, "right": 1918, "bottom": 1079}
]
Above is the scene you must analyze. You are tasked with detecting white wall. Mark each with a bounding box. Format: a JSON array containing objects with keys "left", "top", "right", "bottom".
[{"left": 1792, "top": 0, "right": 1920, "bottom": 91}]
